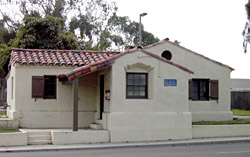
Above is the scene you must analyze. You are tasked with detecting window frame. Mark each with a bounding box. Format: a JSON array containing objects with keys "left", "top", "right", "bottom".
[
  {"left": 126, "top": 73, "right": 148, "bottom": 99},
  {"left": 191, "top": 79, "right": 209, "bottom": 101},
  {"left": 43, "top": 75, "right": 57, "bottom": 99}
]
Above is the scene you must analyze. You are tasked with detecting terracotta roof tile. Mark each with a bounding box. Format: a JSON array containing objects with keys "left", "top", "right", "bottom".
[
  {"left": 57, "top": 48, "right": 194, "bottom": 81},
  {"left": 10, "top": 48, "right": 194, "bottom": 81},
  {"left": 10, "top": 48, "right": 120, "bottom": 67}
]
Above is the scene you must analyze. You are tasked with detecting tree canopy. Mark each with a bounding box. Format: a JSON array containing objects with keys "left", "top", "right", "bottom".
[
  {"left": 0, "top": 16, "right": 80, "bottom": 73},
  {"left": 243, "top": 0, "right": 250, "bottom": 53},
  {"left": 0, "top": 0, "right": 160, "bottom": 73},
  {"left": 12, "top": 15, "right": 80, "bottom": 50}
]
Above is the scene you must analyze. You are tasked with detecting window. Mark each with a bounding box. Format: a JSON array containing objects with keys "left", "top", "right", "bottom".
[
  {"left": 126, "top": 73, "right": 147, "bottom": 99},
  {"left": 44, "top": 76, "right": 57, "bottom": 99},
  {"left": 32, "top": 76, "right": 57, "bottom": 99},
  {"left": 189, "top": 79, "right": 219, "bottom": 101},
  {"left": 192, "top": 79, "right": 209, "bottom": 100},
  {"left": 161, "top": 50, "right": 172, "bottom": 60}
]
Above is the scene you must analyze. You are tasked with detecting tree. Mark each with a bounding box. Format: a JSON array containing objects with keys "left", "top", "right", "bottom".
[
  {"left": 11, "top": 15, "right": 80, "bottom": 50},
  {"left": 0, "top": 0, "right": 160, "bottom": 61},
  {"left": 0, "top": 68, "right": 6, "bottom": 101},
  {"left": 0, "top": 15, "right": 80, "bottom": 73},
  {"left": 106, "top": 13, "right": 159, "bottom": 50},
  {"left": 0, "top": 0, "right": 117, "bottom": 31},
  {"left": 0, "top": 0, "right": 158, "bottom": 51},
  {"left": 0, "top": 0, "right": 81, "bottom": 30},
  {"left": 243, "top": 0, "right": 250, "bottom": 53}
]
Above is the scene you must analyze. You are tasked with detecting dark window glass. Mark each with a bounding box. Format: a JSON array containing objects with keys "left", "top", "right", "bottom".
[
  {"left": 32, "top": 76, "right": 44, "bottom": 98},
  {"left": 192, "top": 79, "right": 209, "bottom": 100},
  {"left": 44, "top": 76, "right": 56, "bottom": 99},
  {"left": 126, "top": 73, "right": 147, "bottom": 99},
  {"left": 161, "top": 50, "right": 172, "bottom": 60}
]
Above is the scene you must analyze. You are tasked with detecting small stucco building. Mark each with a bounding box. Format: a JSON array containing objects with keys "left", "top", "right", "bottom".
[
  {"left": 145, "top": 40, "right": 234, "bottom": 122},
  {"left": 6, "top": 39, "right": 234, "bottom": 142}
]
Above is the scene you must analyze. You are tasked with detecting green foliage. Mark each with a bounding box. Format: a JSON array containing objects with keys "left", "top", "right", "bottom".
[
  {"left": 192, "top": 118, "right": 250, "bottom": 125},
  {"left": 243, "top": 0, "right": 250, "bottom": 53},
  {"left": 0, "top": 20, "right": 16, "bottom": 44},
  {"left": 0, "top": 43, "right": 11, "bottom": 70},
  {"left": 107, "top": 14, "right": 159, "bottom": 49},
  {"left": 0, "top": 0, "right": 159, "bottom": 51},
  {"left": 0, "top": 0, "right": 82, "bottom": 30},
  {"left": 246, "top": 1, "right": 250, "bottom": 20},
  {"left": 142, "top": 31, "right": 160, "bottom": 47},
  {"left": 69, "top": 15, "right": 97, "bottom": 40},
  {"left": 0, "top": 15, "right": 80, "bottom": 74},
  {"left": 232, "top": 109, "right": 250, "bottom": 116},
  {"left": 11, "top": 15, "right": 80, "bottom": 50}
]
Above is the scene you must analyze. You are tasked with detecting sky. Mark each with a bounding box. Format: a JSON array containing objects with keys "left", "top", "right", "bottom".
[{"left": 108, "top": 0, "right": 250, "bottom": 79}]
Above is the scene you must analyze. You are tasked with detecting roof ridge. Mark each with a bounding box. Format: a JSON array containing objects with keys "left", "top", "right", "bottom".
[{"left": 11, "top": 48, "right": 120, "bottom": 53}]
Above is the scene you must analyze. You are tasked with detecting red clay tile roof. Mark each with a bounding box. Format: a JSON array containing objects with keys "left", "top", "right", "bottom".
[
  {"left": 10, "top": 48, "right": 194, "bottom": 81},
  {"left": 10, "top": 48, "right": 120, "bottom": 66},
  {"left": 145, "top": 38, "right": 234, "bottom": 71},
  {"left": 57, "top": 48, "right": 194, "bottom": 81}
]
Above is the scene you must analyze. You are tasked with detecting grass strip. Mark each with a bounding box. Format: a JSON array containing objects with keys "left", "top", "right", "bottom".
[
  {"left": 0, "top": 129, "right": 19, "bottom": 133},
  {"left": 232, "top": 109, "right": 250, "bottom": 116},
  {"left": 193, "top": 118, "right": 250, "bottom": 125},
  {"left": 0, "top": 111, "right": 6, "bottom": 116}
]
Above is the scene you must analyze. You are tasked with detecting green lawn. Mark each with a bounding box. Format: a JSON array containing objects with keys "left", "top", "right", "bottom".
[
  {"left": 193, "top": 118, "right": 250, "bottom": 125},
  {"left": 0, "top": 129, "right": 19, "bottom": 133},
  {"left": 0, "top": 111, "right": 6, "bottom": 116},
  {"left": 232, "top": 109, "right": 250, "bottom": 116}
]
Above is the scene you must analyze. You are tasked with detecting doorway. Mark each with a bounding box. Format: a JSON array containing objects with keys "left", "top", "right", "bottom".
[{"left": 100, "top": 74, "right": 104, "bottom": 119}]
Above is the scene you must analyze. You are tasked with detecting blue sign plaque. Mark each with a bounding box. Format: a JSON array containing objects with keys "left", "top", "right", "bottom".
[{"left": 164, "top": 79, "right": 177, "bottom": 86}]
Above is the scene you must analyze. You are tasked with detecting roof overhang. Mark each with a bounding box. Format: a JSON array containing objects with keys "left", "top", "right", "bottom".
[
  {"left": 57, "top": 60, "right": 114, "bottom": 82},
  {"left": 57, "top": 48, "right": 194, "bottom": 82}
]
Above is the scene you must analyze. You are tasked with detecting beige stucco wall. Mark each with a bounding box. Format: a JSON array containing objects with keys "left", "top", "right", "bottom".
[
  {"left": 7, "top": 64, "right": 16, "bottom": 114},
  {"left": 94, "top": 67, "right": 112, "bottom": 128},
  {"left": 146, "top": 42, "right": 233, "bottom": 122},
  {"left": 7, "top": 64, "right": 101, "bottom": 128},
  {"left": 231, "top": 79, "right": 250, "bottom": 89},
  {"left": 52, "top": 130, "right": 109, "bottom": 145},
  {"left": 193, "top": 125, "right": 250, "bottom": 138},
  {"left": 0, "top": 132, "right": 27, "bottom": 146},
  {"left": 107, "top": 50, "right": 192, "bottom": 142}
]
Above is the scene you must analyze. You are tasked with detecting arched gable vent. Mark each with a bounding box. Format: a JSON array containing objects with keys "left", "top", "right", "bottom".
[{"left": 161, "top": 50, "right": 172, "bottom": 60}]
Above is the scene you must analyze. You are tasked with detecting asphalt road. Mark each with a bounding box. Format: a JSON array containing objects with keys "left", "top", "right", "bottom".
[{"left": 1, "top": 142, "right": 250, "bottom": 157}]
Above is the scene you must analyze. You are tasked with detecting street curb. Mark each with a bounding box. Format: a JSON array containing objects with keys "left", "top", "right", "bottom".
[{"left": 1, "top": 137, "right": 250, "bottom": 152}]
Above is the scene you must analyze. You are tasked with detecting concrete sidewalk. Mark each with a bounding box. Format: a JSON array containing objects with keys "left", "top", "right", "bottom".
[
  {"left": 233, "top": 115, "right": 250, "bottom": 119},
  {"left": 1, "top": 136, "right": 250, "bottom": 152}
]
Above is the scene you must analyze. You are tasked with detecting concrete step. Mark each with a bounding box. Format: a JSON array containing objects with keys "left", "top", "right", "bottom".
[
  {"left": 27, "top": 131, "right": 51, "bottom": 136},
  {"left": 95, "top": 120, "right": 103, "bottom": 125},
  {"left": 28, "top": 140, "right": 52, "bottom": 145},
  {"left": 90, "top": 123, "right": 103, "bottom": 130},
  {"left": 28, "top": 135, "right": 51, "bottom": 141},
  {"left": 26, "top": 131, "right": 52, "bottom": 145}
]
